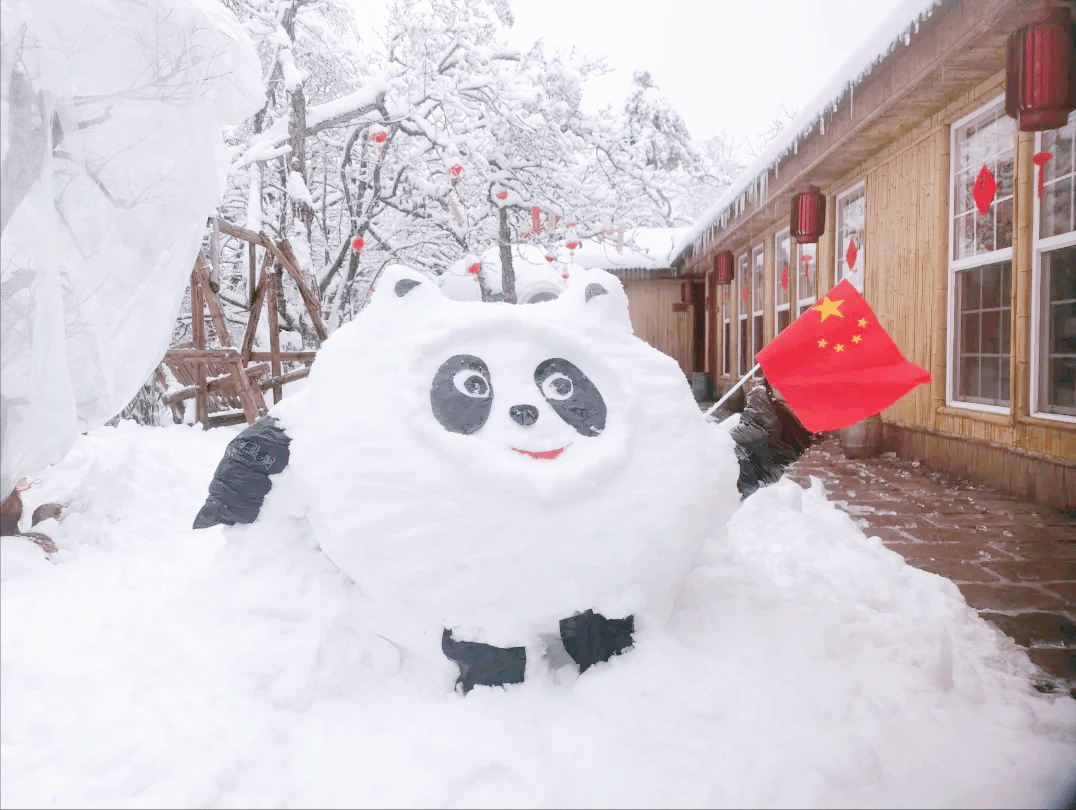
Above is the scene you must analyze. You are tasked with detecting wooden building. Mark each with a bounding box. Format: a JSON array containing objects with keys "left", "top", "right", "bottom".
[{"left": 670, "top": 0, "right": 1074, "bottom": 509}]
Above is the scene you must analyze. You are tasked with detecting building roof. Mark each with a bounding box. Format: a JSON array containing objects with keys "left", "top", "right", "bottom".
[{"left": 671, "top": 0, "right": 947, "bottom": 266}]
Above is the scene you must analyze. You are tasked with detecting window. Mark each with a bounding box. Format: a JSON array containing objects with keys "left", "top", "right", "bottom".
[
  {"left": 1032, "top": 114, "right": 1076, "bottom": 419},
  {"left": 738, "top": 253, "right": 750, "bottom": 375},
  {"left": 835, "top": 182, "right": 865, "bottom": 288},
  {"left": 775, "top": 229, "right": 792, "bottom": 334},
  {"left": 752, "top": 243, "right": 764, "bottom": 355},
  {"left": 948, "top": 98, "right": 1015, "bottom": 411},
  {"left": 722, "top": 281, "right": 732, "bottom": 376},
  {"left": 797, "top": 242, "right": 817, "bottom": 316}
]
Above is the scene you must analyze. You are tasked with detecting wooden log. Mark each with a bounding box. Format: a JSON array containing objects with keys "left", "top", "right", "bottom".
[
  {"left": 205, "top": 410, "right": 251, "bottom": 429},
  {"left": 193, "top": 251, "right": 232, "bottom": 348},
  {"left": 248, "top": 242, "right": 257, "bottom": 306},
  {"left": 161, "top": 363, "right": 271, "bottom": 406},
  {"left": 156, "top": 365, "right": 184, "bottom": 423},
  {"left": 190, "top": 271, "right": 209, "bottom": 426},
  {"left": 165, "top": 347, "right": 241, "bottom": 362},
  {"left": 258, "top": 365, "right": 311, "bottom": 391},
  {"left": 248, "top": 350, "right": 318, "bottom": 363},
  {"left": 267, "top": 239, "right": 328, "bottom": 341},
  {"left": 266, "top": 268, "right": 283, "bottom": 404},
  {"left": 215, "top": 219, "right": 271, "bottom": 247},
  {"left": 227, "top": 357, "right": 260, "bottom": 424},
  {"left": 240, "top": 250, "right": 274, "bottom": 363}
]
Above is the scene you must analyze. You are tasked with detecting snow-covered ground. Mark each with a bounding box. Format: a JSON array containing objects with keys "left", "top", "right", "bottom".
[{"left": 2, "top": 421, "right": 1074, "bottom": 808}]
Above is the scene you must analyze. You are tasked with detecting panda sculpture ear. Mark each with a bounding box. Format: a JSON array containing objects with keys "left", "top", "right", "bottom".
[
  {"left": 577, "top": 270, "right": 633, "bottom": 335},
  {"left": 370, "top": 264, "right": 443, "bottom": 308},
  {"left": 395, "top": 278, "right": 422, "bottom": 297}
]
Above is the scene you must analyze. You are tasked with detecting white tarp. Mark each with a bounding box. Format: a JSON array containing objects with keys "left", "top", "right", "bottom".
[{"left": 0, "top": 0, "right": 263, "bottom": 498}]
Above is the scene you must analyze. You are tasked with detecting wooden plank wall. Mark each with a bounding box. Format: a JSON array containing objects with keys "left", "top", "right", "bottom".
[{"left": 621, "top": 278, "right": 693, "bottom": 376}]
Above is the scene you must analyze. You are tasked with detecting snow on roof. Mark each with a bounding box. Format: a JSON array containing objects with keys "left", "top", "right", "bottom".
[
  {"left": 570, "top": 227, "right": 687, "bottom": 272},
  {"left": 671, "top": 0, "right": 945, "bottom": 266}
]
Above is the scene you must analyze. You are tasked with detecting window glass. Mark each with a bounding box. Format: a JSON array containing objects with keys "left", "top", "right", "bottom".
[
  {"left": 722, "top": 282, "right": 732, "bottom": 376},
  {"left": 952, "top": 102, "right": 1015, "bottom": 260},
  {"left": 798, "top": 242, "right": 817, "bottom": 316},
  {"left": 1040, "top": 118, "right": 1075, "bottom": 240},
  {"left": 738, "top": 253, "right": 750, "bottom": 375},
  {"left": 955, "top": 262, "right": 1012, "bottom": 406},
  {"left": 775, "top": 230, "right": 791, "bottom": 334},
  {"left": 836, "top": 184, "right": 865, "bottom": 284}
]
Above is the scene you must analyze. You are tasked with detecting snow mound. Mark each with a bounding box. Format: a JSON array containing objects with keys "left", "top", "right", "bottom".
[{"left": 2, "top": 421, "right": 1075, "bottom": 808}]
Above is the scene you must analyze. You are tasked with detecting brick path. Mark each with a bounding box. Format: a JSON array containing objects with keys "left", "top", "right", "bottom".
[{"left": 784, "top": 436, "right": 1076, "bottom": 698}]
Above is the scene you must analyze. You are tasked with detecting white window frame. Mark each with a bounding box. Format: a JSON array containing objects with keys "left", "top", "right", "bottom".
[
  {"left": 722, "top": 280, "right": 732, "bottom": 377},
  {"left": 835, "top": 181, "right": 866, "bottom": 285},
  {"left": 1030, "top": 119, "right": 1076, "bottom": 422},
  {"left": 774, "top": 228, "right": 792, "bottom": 333},
  {"left": 797, "top": 242, "right": 817, "bottom": 316},
  {"left": 946, "top": 96, "right": 1015, "bottom": 415},
  {"left": 737, "top": 252, "right": 750, "bottom": 375}
]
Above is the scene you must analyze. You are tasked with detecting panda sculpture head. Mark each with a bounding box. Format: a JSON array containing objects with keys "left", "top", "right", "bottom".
[{"left": 267, "top": 266, "right": 737, "bottom": 653}]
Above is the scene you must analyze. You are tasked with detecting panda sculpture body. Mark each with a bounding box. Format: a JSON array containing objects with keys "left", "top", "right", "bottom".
[{"left": 197, "top": 266, "right": 740, "bottom": 686}]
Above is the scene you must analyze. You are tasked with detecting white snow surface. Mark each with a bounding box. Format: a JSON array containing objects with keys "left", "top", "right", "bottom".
[
  {"left": 3, "top": 273, "right": 1076, "bottom": 806},
  {"left": 439, "top": 243, "right": 578, "bottom": 303},
  {"left": 571, "top": 227, "right": 686, "bottom": 271},
  {"left": 671, "top": 0, "right": 944, "bottom": 264}
]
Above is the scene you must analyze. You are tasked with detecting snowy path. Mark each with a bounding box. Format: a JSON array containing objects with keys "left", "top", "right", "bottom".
[{"left": 2, "top": 423, "right": 1075, "bottom": 808}]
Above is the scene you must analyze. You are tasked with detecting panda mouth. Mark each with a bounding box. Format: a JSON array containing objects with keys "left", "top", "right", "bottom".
[{"left": 512, "top": 445, "right": 569, "bottom": 460}]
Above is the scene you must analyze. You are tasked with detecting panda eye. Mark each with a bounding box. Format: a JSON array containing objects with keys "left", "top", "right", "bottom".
[
  {"left": 454, "top": 368, "right": 490, "bottom": 398},
  {"left": 540, "top": 373, "right": 573, "bottom": 401}
]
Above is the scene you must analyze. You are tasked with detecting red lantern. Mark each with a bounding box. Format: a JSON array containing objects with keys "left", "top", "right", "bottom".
[
  {"left": 1005, "top": 6, "right": 1075, "bottom": 132},
  {"left": 448, "top": 164, "right": 462, "bottom": 180},
  {"left": 351, "top": 236, "right": 365, "bottom": 252},
  {"left": 561, "top": 273, "right": 569, "bottom": 280},
  {"left": 714, "top": 250, "right": 733, "bottom": 285},
  {"left": 790, "top": 185, "right": 826, "bottom": 244},
  {"left": 496, "top": 189, "right": 508, "bottom": 200},
  {"left": 467, "top": 261, "right": 481, "bottom": 275},
  {"left": 566, "top": 240, "right": 580, "bottom": 251},
  {"left": 370, "top": 128, "right": 388, "bottom": 144},
  {"left": 545, "top": 253, "right": 556, "bottom": 263}
]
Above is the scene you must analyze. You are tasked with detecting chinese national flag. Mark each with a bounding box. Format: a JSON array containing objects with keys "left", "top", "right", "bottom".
[{"left": 756, "top": 280, "right": 930, "bottom": 432}]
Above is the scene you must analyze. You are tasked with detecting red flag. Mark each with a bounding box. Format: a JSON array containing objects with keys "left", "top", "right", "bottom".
[{"left": 756, "top": 280, "right": 930, "bottom": 432}]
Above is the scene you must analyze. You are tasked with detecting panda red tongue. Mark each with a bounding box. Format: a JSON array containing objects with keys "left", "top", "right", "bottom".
[{"left": 512, "top": 446, "right": 567, "bottom": 460}]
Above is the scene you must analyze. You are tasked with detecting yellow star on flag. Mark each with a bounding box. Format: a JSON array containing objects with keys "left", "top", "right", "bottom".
[
  {"left": 817, "top": 338, "right": 828, "bottom": 348},
  {"left": 852, "top": 334, "right": 863, "bottom": 344},
  {"left": 857, "top": 317, "right": 868, "bottom": 328},
  {"left": 834, "top": 343, "right": 845, "bottom": 352},
  {"left": 812, "top": 295, "right": 845, "bottom": 322}
]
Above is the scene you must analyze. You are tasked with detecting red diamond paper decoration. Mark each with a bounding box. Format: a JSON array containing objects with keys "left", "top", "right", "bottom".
[
  {"left": 973, "top": 164, "right": 997, "bottom": 215},
  {"left": 845, "top": 238, "right": 857, "bottom": 271},
  {"left": 780, "top": 265, "right": 789, "bottom": 291}
]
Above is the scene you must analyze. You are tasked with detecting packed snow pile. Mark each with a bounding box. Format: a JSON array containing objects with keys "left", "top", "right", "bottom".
[
  {"left": 3, "top": 272, "right": 1076, "bottom": 808},
  {"left": 0, "top": 0, "right": 263, "bottom": 497}
]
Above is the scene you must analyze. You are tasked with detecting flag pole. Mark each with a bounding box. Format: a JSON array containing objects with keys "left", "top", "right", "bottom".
[{"left": 703, "top": 363, "right": 761, "bottom": 420}]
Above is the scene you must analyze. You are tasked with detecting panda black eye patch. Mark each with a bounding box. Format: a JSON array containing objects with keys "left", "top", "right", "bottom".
[
  {"left": 431, "top": 355, "right": 494, "bottom": 434},
  {"left": 534, "top": 358, "right": 606, "bottom": 437}
]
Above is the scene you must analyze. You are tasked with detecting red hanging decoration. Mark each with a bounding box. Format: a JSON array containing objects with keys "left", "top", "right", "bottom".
[
  {"left": 780, "top": 265, "right": 789, "bottom": 291},
  {"left": 566, "top": 240, "right": 580, "bottom": 251},
  {"left": 845, "top": 237, "right": 858, "bottom": 271},
  {"left": 714, "top": 250, "right": 734, "bottom": 285},
  {"left": 742, "top": 285, "right": 748, "bottom": 302},
  {"left": 567, "top": 221, "right": 576, "bottom": 228},
  {"left": 789, "top": 185, "right": 826, "bottom": 244},
  {"left": 801, "top": 254, "right": 813, "bottom": 278},
  {"left": 448, "top": 164, "right": 462, "bottom": 180},
  {"left": 1034, "top": 151, "right": 1054, "bottom": 199},
  {"left": 1005, "top": 6, "right": 1075, "bottom": 132},
  {"left": 495, "top": 189, "right": 508, "bottom": 200},
  {"left": 351, "top": 236, "right": 365, "bottom": 252},
  {"left": 370, "top": 128, "right": 388, "bottom": 144},
  {"left": 973, "top": 164, "right": 997, "bottom": 215},
  {"left": 532, "top": 206, "right": 541, "bottom": 233},
  {"left": 467, "top": 262, "right": 481, "bottom": 275},
  {"left": 561, "top": 273, "right": 569, "bottom": 280},
  {"left": 545, "top": 253, "right": 556, "bottom": 263}
]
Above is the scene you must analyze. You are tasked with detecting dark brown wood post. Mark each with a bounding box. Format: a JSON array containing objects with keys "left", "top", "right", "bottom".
[{"left": 266, "top": 267, "right": 283, "bottom": 404}]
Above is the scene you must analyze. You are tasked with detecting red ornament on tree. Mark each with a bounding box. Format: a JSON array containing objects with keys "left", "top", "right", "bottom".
[
  {"left": 467, "top": 262, "right": 481, "bottom": 275},
  {"left": 351, "top": 236, "right": 365, "bottom": 252},
  {"left": 545, "top": 253, "right": 556, "bottom": 263},
  {"left": 370, "top": 128, "right": 388, "bottom": 144},
  {"left": 561, "top": 273, "right": 569, "bottom": 280},
  {"left": 566, "top": 240, "right": 580, "bottom": 251},
  {"left": 495, "top": 189, "right": 508, "bottom": 200},
  {"left": 531, "top": 206, "right": 541, "bottom": 233},
  {"left": 973, "top": 165, "right": 997, "bottom": 215},
  {"left": 845, "top": 237, "right": 858, "bottom": 271},
  {"left": 448, "top": 164, "right": 462, "bottom": 180},
  {"left": 781, "top": 265, "right": 789, "bottom": 291},
  {"left": 1033, "top": 151, "right": 1053, "bottom": 199}
]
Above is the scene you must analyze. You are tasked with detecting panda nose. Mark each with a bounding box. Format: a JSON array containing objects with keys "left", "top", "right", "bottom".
[{"left": 509, "top": 404, "right": 539, "bottom": 426}]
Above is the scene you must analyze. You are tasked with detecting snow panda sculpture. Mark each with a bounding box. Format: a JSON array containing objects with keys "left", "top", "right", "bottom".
[{"left": 194, "top": 266, "right": 755, "bottom": 692}]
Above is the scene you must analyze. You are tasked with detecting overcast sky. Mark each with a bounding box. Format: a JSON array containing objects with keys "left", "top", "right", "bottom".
[{"left": 359, "top": 0, "right": 911, "bottom": 151}]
